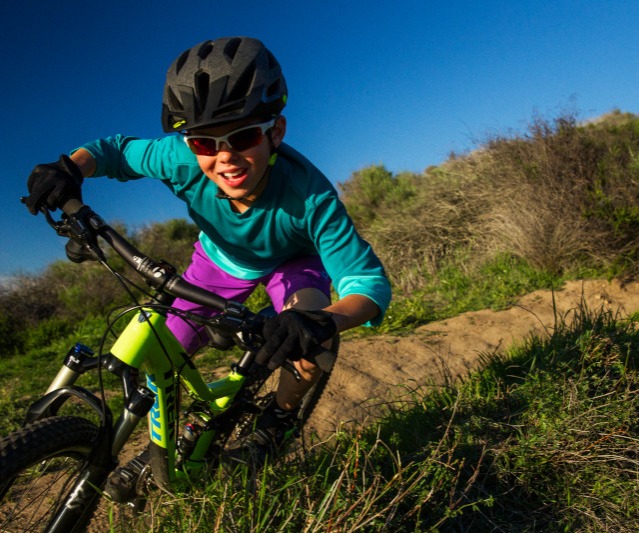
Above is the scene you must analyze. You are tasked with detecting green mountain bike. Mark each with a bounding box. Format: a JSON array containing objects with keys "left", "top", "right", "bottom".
[{"left": 0, "top": 199, "right": 337, "bottom": 532}]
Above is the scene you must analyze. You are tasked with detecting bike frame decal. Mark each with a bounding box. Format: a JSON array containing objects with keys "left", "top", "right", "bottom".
[{"left": 146, "top": 370, "right": 177, "bottom": 447}]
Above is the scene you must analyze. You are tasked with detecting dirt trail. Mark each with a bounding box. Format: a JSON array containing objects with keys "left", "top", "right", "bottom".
[{"left": 306, "top": 278, "right": 639, "bottom": 440}]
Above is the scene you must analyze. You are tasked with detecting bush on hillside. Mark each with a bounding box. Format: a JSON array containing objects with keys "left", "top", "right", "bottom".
[
  {"left": 338, "top": 165, "right": 417, "bottom": 226},
  {"left": 478, "top": 111, "right": 639, "bottom": 273},
  {"left": 0, "top": 218, "right": 198, "bottom": 355},
  {"left": 340, "top": 110, "right": 639, "bottom": 294}
]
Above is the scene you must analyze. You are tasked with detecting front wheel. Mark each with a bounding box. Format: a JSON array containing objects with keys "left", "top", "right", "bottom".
[{"left": 0, "top": 416, "right": 100, "bottom": 532}]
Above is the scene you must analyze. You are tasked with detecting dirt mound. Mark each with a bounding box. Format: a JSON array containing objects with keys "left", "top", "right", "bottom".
[{"left": 306, "top": 278, "right": 639, "bottom": 440}]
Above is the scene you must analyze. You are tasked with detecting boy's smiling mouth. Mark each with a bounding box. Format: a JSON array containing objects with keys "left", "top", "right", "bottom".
[
  {"left": 220, "top": 169, "right": 248, "bottom": 187},
  {"left": 221, "top": 169, "right": 244, "bottom": 179}
]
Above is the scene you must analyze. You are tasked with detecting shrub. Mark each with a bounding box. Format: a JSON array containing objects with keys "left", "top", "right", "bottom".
[
  {"left": 338, "top": 164, "right": 417, "bottom": 227},
  {"left": 338, "top": 110, "right": 639, "bottom": 295}
]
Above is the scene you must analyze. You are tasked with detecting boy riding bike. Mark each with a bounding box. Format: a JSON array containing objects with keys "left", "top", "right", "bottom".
[{"left": 25, "top": 36, "right": 391, "bottom": 471}]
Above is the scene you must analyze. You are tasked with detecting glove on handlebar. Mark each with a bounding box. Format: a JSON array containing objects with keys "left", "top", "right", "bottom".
[
  {"left": 255, "top": 309, "right": 337, "bottom": 370},
  {"left": 25, "top": 154, "right": 84, "bottom": 215}
]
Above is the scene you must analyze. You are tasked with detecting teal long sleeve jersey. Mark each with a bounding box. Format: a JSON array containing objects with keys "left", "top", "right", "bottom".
[{"left": 78, "top": 135, "right": 391, "bottom": 325}]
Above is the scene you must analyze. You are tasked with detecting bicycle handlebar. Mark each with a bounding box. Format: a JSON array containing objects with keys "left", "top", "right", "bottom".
[
  {"left": 49, "top": 198, "right": 335, "bottom": 374},
  {"left": 59, "top": 198, "right": 237, "bottom": 314}
]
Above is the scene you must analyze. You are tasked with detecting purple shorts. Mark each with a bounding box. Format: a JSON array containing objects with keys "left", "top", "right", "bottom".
[{"left": 166, "top": 241, "right": 331, "bottom": 353}]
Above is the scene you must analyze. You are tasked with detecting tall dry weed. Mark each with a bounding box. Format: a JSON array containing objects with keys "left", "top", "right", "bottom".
[{"left": 343, "top": 110, "right": 639, "bottom": 292}]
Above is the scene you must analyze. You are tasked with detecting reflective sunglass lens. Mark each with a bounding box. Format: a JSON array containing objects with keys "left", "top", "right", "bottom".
[
  {"left": 227, "top": 127, "right": 264, "bottom": 151},
  {"left": 189, "top": 138, "right": 218, "bottom": 156},
  {"left": 185, "top": 122, "right": 270, "bottom": 156}
]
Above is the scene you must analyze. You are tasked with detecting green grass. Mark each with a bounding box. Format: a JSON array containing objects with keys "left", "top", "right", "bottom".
[
  {"left": 77, "top": 303, "right": 639, "bottom": 532},
  {"left": 1, "top": 246, "right": 636, "bottom": 531},
  {"left": 4, "top": 258, "right": 635, "bottom": 531},
  {"left": 369, "top": 251, "right": 607, "bottom": 335}
]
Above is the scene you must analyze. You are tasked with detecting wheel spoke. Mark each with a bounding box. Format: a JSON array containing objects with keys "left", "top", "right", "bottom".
[{"left": 0, "top": 417, "right": 98, "bottom": 532}]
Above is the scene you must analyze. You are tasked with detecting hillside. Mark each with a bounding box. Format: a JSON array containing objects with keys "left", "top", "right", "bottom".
[{"left": 4, "top": 110, "right": 639, "bottom": 531}]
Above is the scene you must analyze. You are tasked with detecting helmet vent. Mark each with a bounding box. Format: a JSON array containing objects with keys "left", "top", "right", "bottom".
[
  {"left": 175, "top": 50, "right": 190, "bottom": 74},
  {"left": 197, "top": 41, "right": 215, "bottom": 60},
  {"left": 266, "top": 51, "right": 278, "bottom": 70},
  {"left": 195, "top": 72, "right": 210, "bottom": 113},
  {"left": 265, "top": 82, "right": 280, "bottom": 99},
  {"left": 165, "top": 86, "right": 183, "bottom": 111},
  {"left": 223, "top": 38, "right": 242, "bottom": 63},
  {"left": 227, "top": 60, "right": 256, "bottom": 103}
]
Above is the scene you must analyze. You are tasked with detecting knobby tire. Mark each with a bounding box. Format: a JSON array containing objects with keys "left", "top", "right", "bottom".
[{"left": 0, "top": 415, "right": 100, "bottom": 533}]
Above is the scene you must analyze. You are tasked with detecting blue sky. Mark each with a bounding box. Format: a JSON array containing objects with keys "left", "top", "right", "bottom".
[{"left": 2, "top": 1, "right": 638, "bottom": 278}]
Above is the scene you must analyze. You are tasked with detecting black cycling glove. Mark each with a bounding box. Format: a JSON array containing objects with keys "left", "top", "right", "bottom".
[
  {"left": 25, "top": 154, "right": 84, "bottom": 215},
  {"left": 256, "top": 309, "right": 337, "bottom": 370}
]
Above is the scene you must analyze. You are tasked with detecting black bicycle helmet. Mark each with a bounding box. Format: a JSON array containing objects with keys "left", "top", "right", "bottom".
[{"left": 162, "top": 37, "right": 288, "bottom": 132}]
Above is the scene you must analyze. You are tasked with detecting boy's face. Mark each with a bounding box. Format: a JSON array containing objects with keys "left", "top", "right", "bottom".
[{"left": 193, "top": 116, "right": 286, "bottom": 201}]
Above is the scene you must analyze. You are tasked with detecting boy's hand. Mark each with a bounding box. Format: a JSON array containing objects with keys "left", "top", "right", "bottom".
[
  {"left": 25, "top": 155, "right": 84, "bottom": 214},
  {"left": 256, "top": 309, "right": 337, "bottom": 370}
]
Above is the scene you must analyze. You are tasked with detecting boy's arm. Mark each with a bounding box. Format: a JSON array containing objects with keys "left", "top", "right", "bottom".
[
  {"left": 70, "top": 148, "right": 97, "bottom": 177},
  {"left": 324, "top": 294, "right": 380, "bottom": 332}
]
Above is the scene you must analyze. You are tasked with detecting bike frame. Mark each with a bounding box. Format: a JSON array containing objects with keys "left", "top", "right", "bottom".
[
  {"left": 109, "top": 305, "right": 249, "bottom": 480},
  {"left": 3, "top": 200, "right": 332, "bottom": 532},
  {"left": 16, "top": 300, "right": 262, "bottom": 532},
  {"left": 30, "top": 304, "right": 252, "bottom": 487}
]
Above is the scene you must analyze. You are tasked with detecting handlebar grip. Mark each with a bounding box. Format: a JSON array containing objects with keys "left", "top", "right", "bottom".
[{"left": 60, "top": 198, "right": 86, "bottom": 216}]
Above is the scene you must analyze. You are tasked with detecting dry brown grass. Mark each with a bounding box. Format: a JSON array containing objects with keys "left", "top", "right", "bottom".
[{"left": 341, "top": 110, "right": 639, "bottom": 293}]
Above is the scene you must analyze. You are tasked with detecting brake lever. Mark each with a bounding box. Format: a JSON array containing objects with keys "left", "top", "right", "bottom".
[
  {"left": 53, "top": 206, "right": 107, "bottom": 263},
  {"left": 204, "top": 314, "right": 302, "bottom": 381}
]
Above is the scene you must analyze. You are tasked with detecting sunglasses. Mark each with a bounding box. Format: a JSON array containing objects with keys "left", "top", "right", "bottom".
[{"left": 182, "top": 119, "right": 276, "bottom": 156}]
